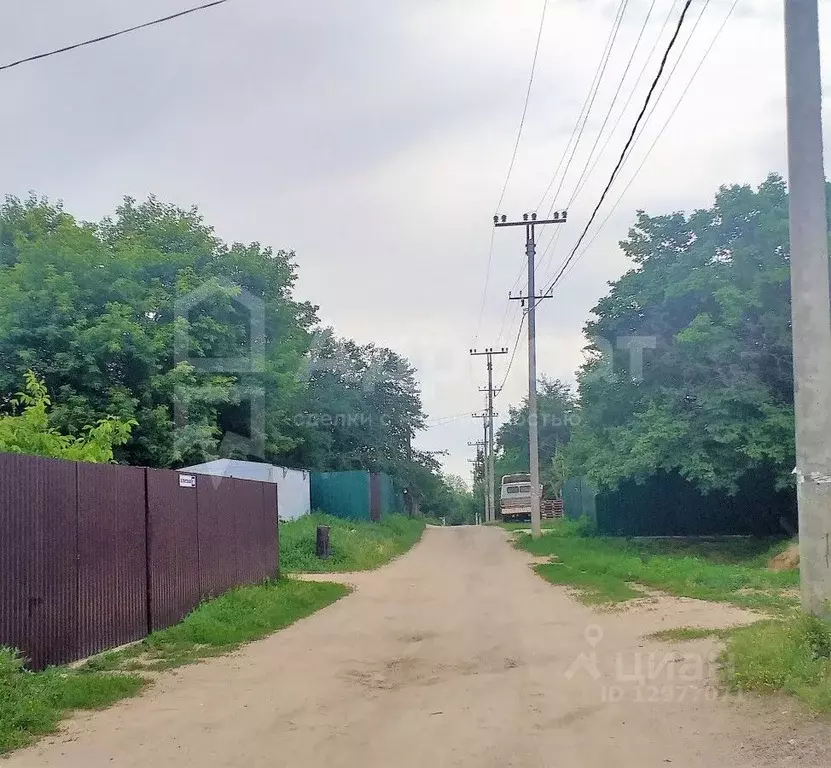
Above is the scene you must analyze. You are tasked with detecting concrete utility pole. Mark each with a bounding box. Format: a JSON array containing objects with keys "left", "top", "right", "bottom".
[
  {"left": 471, "top": 347, "right": 508, "bottom": 525},
  {"left": 496, "top": 211, "right": 567, "bottom": 538},
  {"left": 784, "top": 0, "right": 831, "bottom": 617},
  {"left": 472, "top": 410, "right": 491, "bottom": 521},
  {"left": 468, "top": 440, "right": 486, "bottom": 525}
]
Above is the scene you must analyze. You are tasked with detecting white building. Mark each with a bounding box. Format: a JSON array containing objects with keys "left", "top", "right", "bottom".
[{"left": 181, "top": 459, "right": 311, "bottom": 522}]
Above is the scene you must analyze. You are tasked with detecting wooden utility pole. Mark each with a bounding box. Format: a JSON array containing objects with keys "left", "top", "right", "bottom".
[
  {"left": 468, "top": 440, "right": 486, "bottom": 525},
  {"left": 471, "top": 347, "right": 507, "bottom": 525},
  {"left": 472, "top": 411, "right": 491, "bottom": 521},
  {"left": 496, "top": 211, "right": 567, "bottom": 538},
  {"left": 784, "top": 0, "right": 831, "bottom": 616}
]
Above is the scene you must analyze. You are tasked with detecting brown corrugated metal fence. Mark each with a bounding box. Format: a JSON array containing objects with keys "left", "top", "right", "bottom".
[
  {"left": 0, "top": 455, "right": 78, "bottom": 669},
  {"left": 0, "top": 453, "right": 279, "bottom": 669},
  {"left": 146, "top": 468, "right": 201, "bottom": 633},
  {"left": 77, "top": 463, "right": 148, "bottom": 658}
]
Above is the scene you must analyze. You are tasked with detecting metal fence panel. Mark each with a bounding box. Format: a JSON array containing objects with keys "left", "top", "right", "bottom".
[
  {"left": 232, "top": 477, "right": 259, "bottom": 587},
  {"left": 197, "top": 477, "right": 239, "bottom": 599},
  {"left": 262, "top": 482, "right": 279, "bottom": 578},
  {"left": 369, "top": 473, "right": 382, "bottom": 521},
  {"left": 0, "top": 454, "right": 78, "bottom": 669},
  {"left": 310, "top": 470, "right": 371, "bottom": 520},
  {"left": 146, "top": 468, "right": 200, "bottom": 632},
  {"left": 77, "top": 463, "right": 148, "bottom": 658}
]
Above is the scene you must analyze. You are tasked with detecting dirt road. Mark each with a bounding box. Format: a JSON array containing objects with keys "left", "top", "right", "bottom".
[{"left": 9, "top": 526, "right": 830, "bottom": 767}]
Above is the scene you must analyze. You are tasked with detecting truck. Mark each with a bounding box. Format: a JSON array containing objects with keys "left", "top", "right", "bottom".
[
  {"left": 499, "top": 473, "right": 536, "bottom": 522},
  {"left": 499, "top": 473, "right": 564, "bottom": 522}
]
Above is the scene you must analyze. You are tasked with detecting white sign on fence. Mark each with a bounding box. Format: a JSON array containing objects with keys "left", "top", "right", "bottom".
[{"left": 178, "top": 474, "right": 197, "bottom": 488}]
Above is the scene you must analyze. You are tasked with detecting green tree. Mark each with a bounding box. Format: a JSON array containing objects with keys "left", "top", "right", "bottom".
[
  {"left": 0, "top": 194, "right": 446, "bottom": 498},
  {"left": 0, "top": 195, "right": 313, "bottom": 467},
  {"left": 493, "top": 376, "right": 579, "bottom": 497},
  {"left": 0, "top": 372, "right": 135, "bottom": 462},
  {"left": 567, "top": 174, "right": 804, "bottom": 493},
  {"left": 286, "top": 329, "right": 426, "bottom": 480}
]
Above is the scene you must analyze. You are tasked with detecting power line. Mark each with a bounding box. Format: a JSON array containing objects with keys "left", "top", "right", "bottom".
[
  {"left": 542, "top": 0, "right": 696, "bottom": 297},
  {"left": 536, "top": 0, "right": 686, "bottom": 288},
  {"left": 495, "top": 0, "right": 550, "bottom": 213},
  {"left": 497, "top": 296, "right": 522, "bottom": 347},
  {"left": 535, "top": 0, "right": 666, "bottom": 283},
  {"left": 472, "top": 229, "right": 497, "bottom": 347},
  {"left": 535, "top": 0, "right": 629, "bottom": 217},
  {"left": 497, "top": 312, "right": 527, "bottom": 393},
  {"left": 557, "top": 0, "right": 739, "bottom": 284},
  {"left": 424, "top": 412, "right": 473, "bottom": 428},
  {"left": 0, "top": 0, "right": 233, "bottom": 73},
  {"left": 627, "top": 0, "right": 711, "bottom": 152},
  {"left": 562, "top": 0, "right": 660, "bottom": 211},
  {"left": 474, "top": 0, "right": 549, "bottom": 346}
]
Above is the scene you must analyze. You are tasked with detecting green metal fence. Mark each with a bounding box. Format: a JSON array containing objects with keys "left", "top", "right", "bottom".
[
  {"left": 563, "top": 475, "right": 597, "bottom": 525},
  {"left": 310, "top": 471, "right": 371, "bottom": 521},
  {"left": 310, "top": 470, "right": 403, "bottom": 521}
]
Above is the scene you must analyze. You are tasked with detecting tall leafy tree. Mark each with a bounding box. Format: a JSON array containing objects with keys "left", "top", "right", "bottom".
[
  {"left": 567, "top": 174, "right": 810, "bottom": 493},
  {"left": 493, "top": 376, "right": 579, "bottom": 496},
  {"left": 0, "top": 195, "right": 434, "bottom": 484}
]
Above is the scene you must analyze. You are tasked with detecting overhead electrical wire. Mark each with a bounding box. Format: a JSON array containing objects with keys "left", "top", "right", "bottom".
[
  {"left": 472, "top": 0, "right": 549, "bottom": 347},
  {"left": 535, "top": 0, "right": 630, "bottom": 221},
  {"left": 0, "top": 0, "right": 233, "bottom": 72},
  {"left": 562, "top": 0, "right": 681, "bottom": 219},
  {"left": 625, "top": 0, "right": 711, "bottom": 162},
  {"left": 557, "top": 0, "right": 739, "bottom": 285},
  {"left": 494, "top": 0, "right": 550, "bottom": 214},
  {"left": 541, "top": 0, "right": 696, "bottom": 298},
  {"left": 544, "top": 0, "right": 712, "bottom": 289},
  {"left": 508, "top": 0, "right": 628, "bottom": 299},
  {"left": 496, "top": 313, "right": 527, "bottom": 394},
  {"left": 561, "top": 0, "right": 660, "bottom": 212},
  {"left": 424, "top": 412, "right": 474, "bottom": 429},
  {"left": 534, "top": 0, "right": 665, "bottom": 284},
  {"left": 535, "top": 0, "right": 681, "bottom": 285}
]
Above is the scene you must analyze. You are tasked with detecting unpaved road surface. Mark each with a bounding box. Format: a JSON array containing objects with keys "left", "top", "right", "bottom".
[{"left": 9, "top": 526, "right": 830, "bottom": 767}]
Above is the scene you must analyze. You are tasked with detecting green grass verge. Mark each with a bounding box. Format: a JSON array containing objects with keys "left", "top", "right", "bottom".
[
  {"left": 724, "top": 615, "right": 831, "bottom": 712},
  {"left": 647, "top": 626, "right": 735, "bottom": 642},
  {"left": 280, "top": 513, "right": 426, "bottom": 573},
  {"left": 515, "top": 524, "right": 798, "bottom": 613},
  {"left": 0, "top": 649, "right": 144, "bottom": 754},
  {"left": 648, "top": 617, "right": 831, "bottom": 713},
  {"left": 496, "top": 521, "right": 563, "bottom": 531},
  {"left": 518, "top": 525, "right": 831, "bottom": 712},
  {"left": 84, "top": 578, "right": 349, "bottom": 672}
]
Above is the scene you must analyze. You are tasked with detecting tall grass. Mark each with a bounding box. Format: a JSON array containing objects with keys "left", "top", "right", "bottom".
[{"left": 280, "top": 513, "right": 425, "bottom": 572}]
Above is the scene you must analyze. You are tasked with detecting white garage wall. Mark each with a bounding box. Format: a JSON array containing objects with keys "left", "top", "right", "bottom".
[
  {"left": 272, "top": 467, "right": 311, "bottom": 522},
  {"left": 181, "top": 460, "right": 311, "bottom": 523}
]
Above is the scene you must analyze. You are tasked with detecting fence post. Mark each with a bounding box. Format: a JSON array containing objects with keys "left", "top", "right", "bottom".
[{"left": 316, "top": 525, "right": 330, "bottom": 559}]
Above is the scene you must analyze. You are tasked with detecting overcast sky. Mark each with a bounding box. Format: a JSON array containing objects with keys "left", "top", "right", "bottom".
[{"left": 0, "top": 0, "right": 822, "bottom": 479}]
